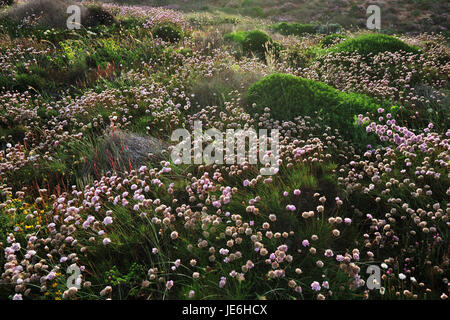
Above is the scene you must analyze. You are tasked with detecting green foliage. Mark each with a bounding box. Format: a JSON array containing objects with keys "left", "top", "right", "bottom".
[
  {"left": 188, "top": 65, "right": 262, "bottom": 110},
  {"left": 59, "top": 40, "right": 87, "bottom": 65},
  {"left": 332, "top": 33, "right": 420, "bottom": 56},
  {"left": 153, "top": 23, "right": 183, "bottom": 42},
  {"left": 224, "top": 30, "right": 248, "bottom": 44},
  {"left": 225, "top": 30, "right": 281, "bottom": 59},
  {"left": 104, "top": 263, "right": 148, "bottom": 298},
  {"left": 36, "top": 107, "right": 59, "bottom": 121},
  {"left": 0, "top": 72, "right": 46, "bottom": 91},
  {"left": 242, "top": 30, "right": 272, "bottom": 56},
  {"left": 284, "top": 45, "right": 325, "bottom": 68},
  {"left": 87, "top": 38, "right": 126, "bottom": 68},
  {"left": 321, "top": 33, "right": 347, "bottom": 47},
  {"left": 317, "top": 23, "right": 342, "bottom": 34},
  {"left": 273, "top": 22, "right": 318, "bottom": 36},
  {"left": 0, "top": 19, "right": 162, "bottom": 93},
  {"left": 0, "top": 1, "right": 447, "bottom": 301},
  {"left": 85, "top": 4, "right": 117, "bottom": 27},
  {"left": 246, "top": 73, "right": 385, "bottom": 140}
]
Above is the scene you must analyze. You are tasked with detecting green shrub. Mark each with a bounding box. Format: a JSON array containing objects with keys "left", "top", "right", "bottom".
[
  {"left": 153, "top": 23, "right": 183, "bottom": 42},
  {"left": 225, "top": 30, "right": 283, "bottom": 59},
  {"left": 332, "top": 33, "right": 420, "bottom": 56},
  {"left": 284, "top": 45, "right": 325, "bottom": 68},
  {"left": 88, "top": 38, "right": 125, "bottom": 68},
  {"left": 13, "top": 73, "right": 47, "bottom": 91},
  {"left": 321, "top": 33, "right": 347, "bottom": 47},
  {"left": 268, "top": 41, "right": 284, "bottom": 59},
  {"left": 317, "top": 23, "right": 342, "bottom": 34},
  {"left": 59, "top": 39, "right": 87, "bottom": 65},
  {"left": 242, "top": 30, "right": 273, "bottom": 57},
  {"left": 246, "top": 73, "right": 385, "bottom": 140},
  {"left": 85, "top": 4, "right": 116, "bottom": 27},
  {"left": 224, "top": 31, "right": 248, "bottom": 44},
  {"left": 188, "top": 66, "right": 263, "bottom": 110},
  {"left": 273, "top": 22, "right": 318, "bottom": 36}
]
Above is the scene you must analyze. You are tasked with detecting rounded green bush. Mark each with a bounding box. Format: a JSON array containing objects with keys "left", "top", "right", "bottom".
[
  {"left": 321, "top": 33, "right": 347, "bottom": 47},
  {"left": 85, "top": 5, "right": 116, "bottom": 27},
  {"left": 153, "top": 23, "right": 183, "bottom": 42},
  {"left": 242, "top": 30, "right": 273, "bottom": 57},
  {"left": 225, "top": 30, "right": 283, "bottom": 59},
  {"left": 317, "top": 23, "right": 342, "bottom": 34},
  {"left": 246, "top": 73, "right": 385, "bottom": 139},
  {"left": 224, "top": 31, "right": 247, "bottom": 44},
  {"left": 332, "top": 33, "right": 420, "bottom": 56},
  {"left": 273, "top": 22, "right": 318, "bottom": 36}
]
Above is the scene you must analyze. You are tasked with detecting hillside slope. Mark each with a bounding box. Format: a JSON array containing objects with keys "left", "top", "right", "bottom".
[{"left": 103, "top": 0, "right": 450, "bottom": 33}]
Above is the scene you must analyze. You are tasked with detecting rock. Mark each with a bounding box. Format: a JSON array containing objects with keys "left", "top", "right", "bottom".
[{"left": 101, "top": 129, "right": 167, "bottom": 171}]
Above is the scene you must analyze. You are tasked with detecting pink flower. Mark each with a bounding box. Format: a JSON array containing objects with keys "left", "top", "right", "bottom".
[
  {"left": 219, "top": 277, "right": 227, "bottom": 288},
  {"left": 286, "top": 204, "right": 296, "bottom": 211},
  {"left": 311, "top": 281, "right": 321, "bottom": 291},
  {"left": 103, "top": 217, "right": 113, "bottom": 225}
]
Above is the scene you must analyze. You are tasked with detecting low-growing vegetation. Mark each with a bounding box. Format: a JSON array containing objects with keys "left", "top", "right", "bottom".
[
  {"left": 0, "top": 0, "right": 448, "bottom": 302},
  {"left": 331, "top": 33, "right": 421, "bottom": 56},
  {"left": 272, "top": 22, "right": 319, "bottom": 36},
  {"left": 246, "top": 73, "right": 387, "bottom": 141}
]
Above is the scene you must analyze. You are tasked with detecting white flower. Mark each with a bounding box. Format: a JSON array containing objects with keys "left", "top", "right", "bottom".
[
  {"left": 399, "top": 273, "right": 406, "bottom": 280},
  {"left": 381, "top": 263, "right": 388, "bottom": 269}
]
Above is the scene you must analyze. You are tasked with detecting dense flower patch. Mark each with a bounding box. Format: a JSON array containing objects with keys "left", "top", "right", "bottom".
[{"left": 0, "top": 2, "right": 448, "bottom": 301}]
